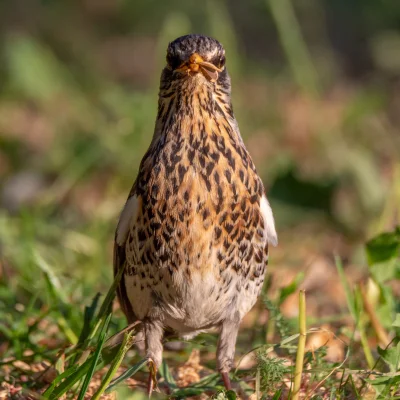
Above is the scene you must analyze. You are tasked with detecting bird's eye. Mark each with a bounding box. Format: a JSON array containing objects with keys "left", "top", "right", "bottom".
[{"left": 219, "top": 55, "right": 226, "bottom": 68}]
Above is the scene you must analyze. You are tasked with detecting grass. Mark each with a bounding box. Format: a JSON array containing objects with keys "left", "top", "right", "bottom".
[
  {"left": 1, "top": 219, "right": 399, "bottom": 398},
  {"left": 1, "top": 0, "right": 400, "bottom": 398}
]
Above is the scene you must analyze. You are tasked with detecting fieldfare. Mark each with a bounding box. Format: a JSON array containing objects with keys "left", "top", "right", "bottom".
[{"left": 114, "top": 34, "right": 277, "bottom": 394}]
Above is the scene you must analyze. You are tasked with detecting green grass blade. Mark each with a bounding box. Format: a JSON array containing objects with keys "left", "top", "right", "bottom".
[
  {"left": 335, "top": 255, "right": 357, "bottom": 321},
  {"left": 272, "top": 389, "right": 282, "bottom": 399},
  {"left": 159, "top": 359, "right": 177, "bottom": 389},
  {"left": 89, "top": 262, "right": 126, "bottom": 341},
  {"left": 191, "top": 372, "right": 220, "bottom": 388},
  {"left": 42, "top": 362, "right": 82, "bottom": 398},
  {"left": 56, "top": 315, "right": 79, "bottom": 345},
  {"left": 93, "top": 331, "right": 136, "bottom": 397},
  {"left": 77, "top": 293, "right": 101, "bottom": 346},
  {"left": 106, "top": 357, "right": 148, "bottom": 392},
  {"left": 43, "top": 357, "right": 103, "bottom": 399},
  {"left": 77, "top": 312, "right": 111, "bottom": 400},
  {"left": 36, "top": 252, "right": 79, "bottom": 344},
  {"left": 267, "top": 0, "right": 320, "bottom": 96},
  {"left": 34, "top": 252, "right": 67, "bottom": 303}
]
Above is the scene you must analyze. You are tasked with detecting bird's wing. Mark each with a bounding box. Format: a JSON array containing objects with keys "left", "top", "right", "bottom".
[
  {"left": 114, "top": 189, "right": 140, "bottom": 322},
  {"left": 260, "top": 194, "right": 278, "bottom": 247},
  {"left": 115, "top": 194, "right": 140, "bottom": 246}
]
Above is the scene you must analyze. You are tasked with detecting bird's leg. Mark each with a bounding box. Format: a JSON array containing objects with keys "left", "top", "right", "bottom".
[
  {"left": 144, "top": 319, "right": 164, "bottom": 397},
  {"left": 221, "top": 371, "right": 232, "bottom": 390},
  {"left": 134, "top": 326, "right": 146, "bottom": 355},
  {"left": 217, "top": 318, "right": 240, "bottom": 391}
]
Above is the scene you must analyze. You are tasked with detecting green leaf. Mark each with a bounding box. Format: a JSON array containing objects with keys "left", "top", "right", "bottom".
[
  {"left": 366, "top": 230, "right": 400, "bottom": 265},
  {"left": 367, "top": 375, "right": 400, "bottom": 398},
  {"left": 226, "top": 390, "right": 237, "bottom": 400},
  {"left": 393, "top": 313, "right": 400, "bottom": 328},
  {"left": 377, "top": 341, "right": 400, "bottom": 373},
  {"left": 369, "top": 259, "right": 400, "bottom": 284}
]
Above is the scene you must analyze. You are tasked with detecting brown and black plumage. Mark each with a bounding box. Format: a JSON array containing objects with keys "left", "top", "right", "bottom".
[{"left": 114, "top": 34, "right": 277, "bottom": 392}]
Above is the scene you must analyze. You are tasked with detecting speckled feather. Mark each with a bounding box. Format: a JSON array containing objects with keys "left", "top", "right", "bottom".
[{"left": 114, "top": 34, "right": 277, "bottom": 374}]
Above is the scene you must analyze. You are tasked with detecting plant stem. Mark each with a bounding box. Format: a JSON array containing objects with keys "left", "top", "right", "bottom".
[
  {"left": 292, "top": 290, "right": 306, "bottom": 400},
  {"left": 360, "top": 282, "right": 390, "bottom": 347},
  {"left": 358, "top": 323, "right": 375, "bottom": 369},
  {"left": 355, "top": 286, "right": 375, "bottom": 369}
]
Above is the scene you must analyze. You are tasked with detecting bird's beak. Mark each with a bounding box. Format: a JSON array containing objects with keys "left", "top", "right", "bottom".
[{"left": 175, "top": 53, "right": 222, "bottom": 82}]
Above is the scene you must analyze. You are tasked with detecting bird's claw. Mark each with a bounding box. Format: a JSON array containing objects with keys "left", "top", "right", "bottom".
[{"left": 147, "top": 358, "right": 158, "bottom": 397}]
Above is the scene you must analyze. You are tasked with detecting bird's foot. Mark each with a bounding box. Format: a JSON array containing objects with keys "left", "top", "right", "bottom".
[
  {"left": 147, "top": 358, "right": 158, "bottom": 397},
  {"left": 221, "top": 371, "right": 232, "bottom": 391}
]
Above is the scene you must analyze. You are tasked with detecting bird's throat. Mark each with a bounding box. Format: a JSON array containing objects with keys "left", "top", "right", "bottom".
[{"left": 157, "top": 79, "right": 236, "bottom": 149}]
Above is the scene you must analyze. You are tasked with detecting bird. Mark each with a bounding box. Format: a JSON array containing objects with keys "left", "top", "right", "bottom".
[{"left": 113, "top": 34, "right": 277, "bottom": 394}]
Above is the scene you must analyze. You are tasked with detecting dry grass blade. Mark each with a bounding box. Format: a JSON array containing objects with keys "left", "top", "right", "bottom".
[{"left": 103, "top": 321, "right": 143, "bottom": 350}]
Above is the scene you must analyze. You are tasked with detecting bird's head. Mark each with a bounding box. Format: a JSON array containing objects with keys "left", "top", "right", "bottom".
[
  {"left": 155, "top": 34, "right": 235, "bottom": 134},
  {"left": 161, "top": 34, "right": 228, "bottom": 88}
]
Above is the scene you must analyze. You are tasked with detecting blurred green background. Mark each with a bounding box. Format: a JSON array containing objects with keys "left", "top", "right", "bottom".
[{"left": 0, "top": 0, "right": 399, "bottom": 307}]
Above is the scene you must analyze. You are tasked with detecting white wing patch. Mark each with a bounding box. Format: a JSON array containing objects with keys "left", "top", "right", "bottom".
[
  {"left": 260, "top": 195, "right": 278, "bottom": 247},
  {"left": 116, "top": 195, "right": 139, "bottom": 246}
]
